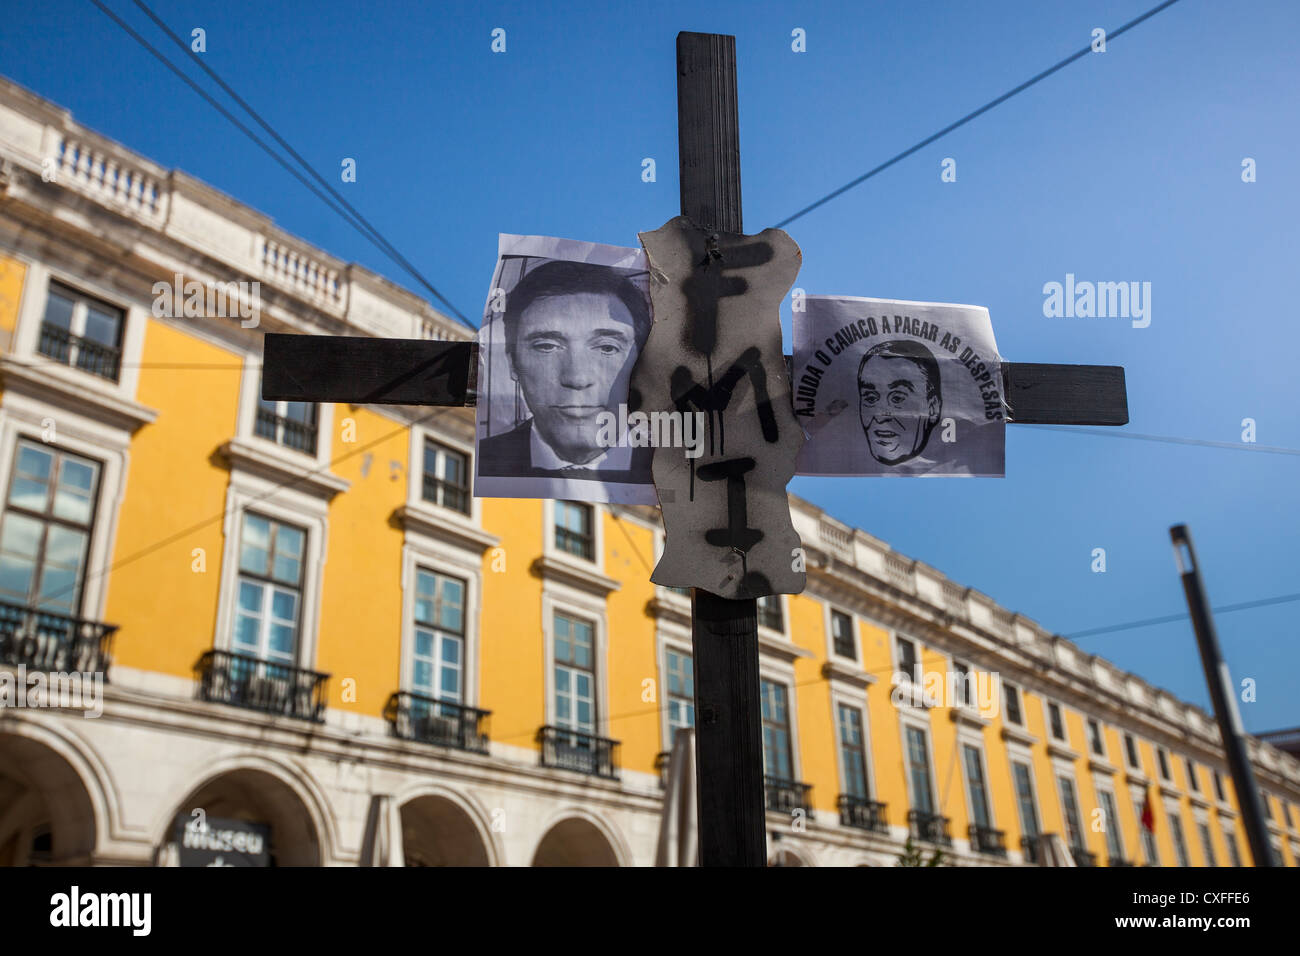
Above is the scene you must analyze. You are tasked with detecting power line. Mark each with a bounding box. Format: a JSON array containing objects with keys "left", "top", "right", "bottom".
[
  {"left": 86, "top": 0, "right": 474, "bottom": 328},
  {"left": 1021, "top": 424, "right": 1300, "bottom": 457},
  {"left": 1067, "top": 592, "right": 1300, "bottom": 639},
  {"left": 773, "top": 0, "right": 1185, "bottom": 229}
]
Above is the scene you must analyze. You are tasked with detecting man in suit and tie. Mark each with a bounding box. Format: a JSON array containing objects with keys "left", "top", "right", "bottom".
[{"left": 478, "top": 259, "right": 653, "bottom": 483}]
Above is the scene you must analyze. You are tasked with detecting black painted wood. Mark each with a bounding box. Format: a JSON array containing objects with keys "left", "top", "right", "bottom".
[
  {"left": 677, "top": 30, "right": 768, "bottom": 869},
  {"left": 261, "top": 333, "right": 473, "bottom": 406},
  {"left": 1002, "top": 363, "right": 1128, "bottom": 425}
]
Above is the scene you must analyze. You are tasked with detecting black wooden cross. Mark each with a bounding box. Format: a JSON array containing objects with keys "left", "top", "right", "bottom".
[{"left": 263, "top": 32, "right": 1127, "bottom": 867}]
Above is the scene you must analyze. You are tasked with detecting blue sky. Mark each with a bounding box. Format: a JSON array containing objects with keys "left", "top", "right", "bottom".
[{"left": 3, "top": 0, "right": 1297, "bottom": 731}]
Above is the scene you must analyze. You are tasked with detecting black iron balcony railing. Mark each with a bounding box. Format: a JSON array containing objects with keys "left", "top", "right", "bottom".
[
  {"left": 1072, "top": 845, "right": 1097, "bottom": 867},
  {"left": 1109, "top": 856, "right": 1138, "bottom": 867},
  {"left": 908, "top": 809, "right": 953, "bottom": 846},
  {"left": 537, "top": 725, "right": 619, "bottom": 779},
  {"left": 195, "top": 650, "right": 328, "bottom": 722},
  {"left": 0, "top": 601, "right": 116, "bottom": 675},
  {"left": 968, "top": 823, "right": 1008, "bottom": 857},
  {"left": 254, "top": 406, "right": 318, "bottom": 455},
  {"left": 384, "top": 691, "right": 489, "bottom": 754},
  {"left": 654, "top": 750, "right": 671, "bottom": 789},
  {"left": 765, "top": 777, "right": 813, "bottom": 816},
  {"left": 421, "top": 474, "right": 470, "bottom": 515},
  {"left": 38, "top": 322, "right": 122, "bottom": 381},
  {"left": 554, "top": 527, "right": 594, "bottom": 560},
  {"left": 838, "top": 794, "right": 888, "bottom": 833},
  {"left": 1021, "top": 834, "right": 1045, "bottom": 864}
]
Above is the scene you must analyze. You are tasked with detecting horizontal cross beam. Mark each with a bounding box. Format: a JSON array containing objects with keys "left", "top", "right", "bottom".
[{"left": 261, "top": 333, "right": 1128, "bottom": 426}]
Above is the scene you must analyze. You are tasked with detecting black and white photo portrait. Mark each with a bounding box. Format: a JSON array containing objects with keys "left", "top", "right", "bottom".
[
  {"left": 475, "top": 234, "right": 658, "bottom": 503},
  {"left": 792, "top": 296, "right": 1006, "bottom": 477}
]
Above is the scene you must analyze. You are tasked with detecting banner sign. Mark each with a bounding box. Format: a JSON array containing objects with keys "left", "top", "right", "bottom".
[
  {"left": 793, "top": 297, "right": 1006, "bottom": 477},
  {"left": 173, "top": 814, "right": 271, "bottom": 867}
]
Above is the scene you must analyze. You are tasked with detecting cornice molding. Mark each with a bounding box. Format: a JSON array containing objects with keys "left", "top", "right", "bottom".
[
  {"left": 395, "top": 502, "right": 500, "bottom": 554},
  {"left": 532, "top": 554, "right": 621, "bottom": 597},
  {"left": 218, "top": 437, "right": 350, "bottom": 499},
  {"left": 0, "top": 356, "right": 158, "bottom": 432}
]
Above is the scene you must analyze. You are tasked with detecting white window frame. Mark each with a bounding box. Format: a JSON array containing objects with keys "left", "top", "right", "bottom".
[
  {"left": 830, "top": 684, "right": 876, "bottom": 801},
  {"left": 543, "top": 498, "right": 605, "bottom": 571},
  {"left": 1095, "top": 783, "right": 1127, "bottom": 864},
  {"left": 956, "top": 729, "right": 997, "bottom": 834},
  {"left": 1002, "top": 679, "right": 1027, "bottom": 728},
  {"left": 756, "top": 591, "right": 788, "bottom": 637},
  {"left": 229, "top": 512, "right": 306, "bottom": 666},
  {"left": 656, "top": 620, "right": 694, "bottom": 751},
  {"left": 1054, "top": 767, "right": 1087, "bottom": 851},
  {"left": 825, "top": 604, "right": 859, "bottom": 663},
  {"left": 1043, "top": 697, "right": 1069, "bottom": 745},
  {"left": 399, "top": 550, "right": 480, "bottom": 708},
  {"left": 541, "top": 586, "right": 609, "bottom": 736},
  {"left": 1008, "top": 745, "right": 1042, "bottom": 848},
  {"left": 11, "top": 262, "right": 147, "bottom": 401},
  {"left": 1086, "top": 717, "right": 1108, "bottom": 760},
  {"left": 758, "top": 657, "right": 800, "bottom": 783},
  {"left": 235, "top": 352, "right": 334, "bottom": 471},
  {"left": 415, "top": 431, "right": 474, "bottom": 518},
  {"left": 898, "top": 712, "right": 939, "bottom": 818}
]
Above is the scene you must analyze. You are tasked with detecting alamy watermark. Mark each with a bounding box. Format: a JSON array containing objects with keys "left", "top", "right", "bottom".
[
  {"left": 152, "top": 273, "right": 261, "bottom": 328},
  {"left": 0, "top": 664, "right": 103, "bottom": 718},
  {"left": 1042, "top": 274, "right": 1151, "bottom": 328},
  {"left": 595, "top": 404, "right": 707, "bottom": 458}
]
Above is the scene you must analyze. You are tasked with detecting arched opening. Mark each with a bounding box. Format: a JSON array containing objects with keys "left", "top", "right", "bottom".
[
  {"left": 0, "top": 733, "right": 98, "bottom": 866},
  {"left": 160, "top": 768, "right": 320, "bottom": 866},
  {"left": 767, "top": 848, "right": 807, "bottom": 867},
  {"left": 532, "top": 816, "right": 620, "bottom": 867},
  {"left": 399, "top": 794, "right": 491, "bottom": 866}
]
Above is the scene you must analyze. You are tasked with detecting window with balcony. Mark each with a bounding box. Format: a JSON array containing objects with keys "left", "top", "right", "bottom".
[
  {"left": 1135, "top": 795, "right": 1160, "bottom": 865},
  {"left": 1198, "top": 821, "right": 1217, "bottom": 867},
  {"left": 554, "top": 501, "right": 594, "bottom": 560},
  {"left": 1058, "top": 775, "right": 1087, "bottom": 859},
  {"left": 232, "top": 513, "right": 305, "bottom": 668},
  {"left": 1047, "top": 701, "right": 1066, "bottom": 742},
  {"left": 1124, "top": 733, "right": 1141, "bottom": 771},
  {"left": 963, "top": 744, "right": 1003, "bottom": 855},
  {"left": 905, "top": 725, "right": 935, "bottom": 816},
  {"left": 1222, "top": 824, "right": 1241, "bottom": 867},
  {"left": 838, "top": 704, "right": 869, "bottom": 799},
  {"left": 757, "top": 594, "right": 783, "bottom": 631},
  {"left": 830, "top": 609, "right": 855, "bottom": 660},
  {"left": 895, "top": 636, "right": 919, "bottom": 684},
  {"left": 255, "top": 397, "right": 318, "bottom": 455},
  {"left": 422, "top": 439, "right": 470, "bottom": 514},
  {"left": 0, "top": 440, "right": 101, "bottom": 617},
  {"left": 1098, "top": 789, "right": 1126, "bottom": 865},
  {"left": 1169, "top": 812, "right": 1191, "bottom": 867},
  {"left": 760, "top": 679, "right": 794, "bottom": 783},
  {"left": 38, "top": 282, "right": 123, "bottom": 382},
  {"left": 554, "top": 611, "right": 596, "bottom": 735},
  {"left": 1004, "top": 683, "right": 1024, "bottom": 726},
  {"left": 412, "top": 569, "right": 465, "bottom": 703},
  {"left": 1012, "top": 761, "right": 1041, "bottom": 856},
  {"left": 1087, "top": 718, "right": 1106, "bottom": 758},
  {"left": 665, "top": 647, "right": 694, "bottom": 736}
]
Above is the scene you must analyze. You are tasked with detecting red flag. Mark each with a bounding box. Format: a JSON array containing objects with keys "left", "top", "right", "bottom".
[{"left": 1141, "top": 786, "right": 1155, "bottom": 833}]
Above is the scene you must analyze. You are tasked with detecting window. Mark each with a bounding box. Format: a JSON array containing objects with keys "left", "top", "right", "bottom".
[
  {"left": 411, "top": 569, "right": 465, "bottom": 702},
  {"left": 963, "top": 744, "right": 992, "bottom": 829},
  {"left": 38, "top": 282, "right": 123, "bottom": 381},
  {"left": 1098, "top": 790, "right": 1125, "bottom": 863},
  {"left": 1004, "top": 683, "right": 1024, "bottom": 726},
  {"left": 905, "top": 725, "right": 935, "bottom": 815},
  {"left": 1185, "top": 757, "right": 1199, "bottom": 793},
  {"left": 953, "top": 661, "right": 971, "bottom": 707},
  {"left": 1087, "top": 718, "right": 1106, "bottom": 758},
  {"left": 1135, "top": 795, "right": 1160, "bottom": 865},
  {"left": 895, "top": 636, "right": 919, "bottom": 684},
  {"left": 830, "top": 609, "right": 855, "bottom": 660},
  {"left": 760, "top": 679, "right": 793, "bottom": 781},
  {"left": 0, "top": 441, "right": 101, "bottom": 617},
  {"left": 837, "top": 704, "right": 869, "bottom": 799},
  {"left": 1223, "top": 824, "right": 1241, "bottom": 867},
  {"left": 1157, "top": 747, "right": 1172, "bottom": 782},
  {"left": 1048, "top": 702, "right": 1066, "bottom": 742},
  {"left": 665, "top": 648, "right": 694, "bottom": 736},
  {"left": 255, "top": 398, "right": 319, "bottom": 455},
  {"left": 1169, "top": 812, "right": 1190, "bottom": 867},
  {"left": 1012, "top": 762, "right": 1039, "bottom": 838},
  {"left": 1213, "top": 771, "right": 1226, "bottom": 803},
  {"left": 1197, "top": 822, "right": 1217, "bottom": 867},
  {"left": 1058, "top": 776, "right": 1084, "bottom": 850},
  {"left": 757, "top": 594, "right": 783, "bottom": 631},
  {"left": 553, "top": 612, "right": 596, "bottom": 734},
  {"left": 1124, "top": 733, "right": 1141, "bottom": 770},
  {"left": 554, "top": 501, "right": 594, "bottom": 560},
  {"left": 422, "top": 440, "right": 470, "bottom": 514},
  {"left": 232, "top": 513, "right": 305, "bottom": 666}
]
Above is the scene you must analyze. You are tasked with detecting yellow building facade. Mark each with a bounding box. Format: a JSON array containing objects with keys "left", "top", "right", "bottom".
[{"left": 0, "top": 77, "right": 1298, "bottom": 866}]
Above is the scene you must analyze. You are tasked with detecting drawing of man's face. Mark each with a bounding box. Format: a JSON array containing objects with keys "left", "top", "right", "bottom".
[
  {"left": 857, "top": 343, "right": 942, "bottom": 465},
  {"left": 509, "top": 292, "right": 641, "bottom": 464}
]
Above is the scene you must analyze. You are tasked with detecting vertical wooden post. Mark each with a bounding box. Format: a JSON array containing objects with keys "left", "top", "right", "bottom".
[
  {"left": 1171, "top": 525, "right": 1275, "bottom": 866},
  {"left": 677, "top": 30, "right": 768, "bottom": 867}
]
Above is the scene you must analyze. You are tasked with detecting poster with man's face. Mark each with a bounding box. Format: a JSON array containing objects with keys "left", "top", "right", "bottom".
[
  {"left": 475, "top": 234, "right": 658, "bottom": 504},
  {"left": 792, "top": 296, "right": 1006, "bottom": 477}
]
